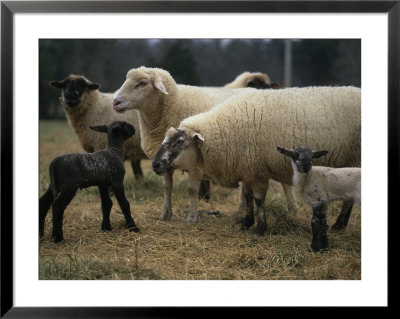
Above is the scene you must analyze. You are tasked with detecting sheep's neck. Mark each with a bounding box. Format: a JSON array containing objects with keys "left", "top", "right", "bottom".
[
  {"left": 138, "top": 95, "right": 172, "bottom": 158},
  {"left": 291, "top": 161, "right": 308, "bottom": 189},
  {"left": 106, "top": 140, "right": 125, "bottom": 162}
]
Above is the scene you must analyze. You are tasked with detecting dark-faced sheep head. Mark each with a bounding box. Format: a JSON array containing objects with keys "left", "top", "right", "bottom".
[
  {"left": 90, "top": 121, "right": 135, "bottom": 141},
  {"left": 152, "top": 127, "right": 203, "bottom": 176},
  {"left": 246, "top": 77, "right": 280, "bottom": 90},
  {"left": 113, "top": 68, "right": 168, "bottom": 113},
  {"left": 277, "top": 146, "right": 328, "bottom": 173},
  {"left": 50, "top": 75, "right": 100, "bottom": 107}
]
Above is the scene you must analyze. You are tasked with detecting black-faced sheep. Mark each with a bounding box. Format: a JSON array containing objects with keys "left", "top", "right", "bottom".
[
  {"left": 112, "top": 66, "right": 297, "bottom": 223},
  {"left": 39, "top": 121, "right": 139, "bottom": 242},
  {"left": 277, "top": 146, "right": 361, "bottom": 251},
  {"left": 50, "top": 74, "right": 147, "bottom": 180},
  {"left": 224, "top": 71, "right": 280, "bottom": 90},
  {"left": 151, "top": 86, "right": 361, "bottom": 233}
]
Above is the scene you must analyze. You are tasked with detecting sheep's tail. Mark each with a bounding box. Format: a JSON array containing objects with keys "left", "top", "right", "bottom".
[{"left": 39, "top": 186, "right": 53, "bottom": 236}]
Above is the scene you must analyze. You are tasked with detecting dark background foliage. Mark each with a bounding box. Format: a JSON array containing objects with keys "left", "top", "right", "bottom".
[{"left": 39, "top": 39, "right": 361, "bottom": 119}]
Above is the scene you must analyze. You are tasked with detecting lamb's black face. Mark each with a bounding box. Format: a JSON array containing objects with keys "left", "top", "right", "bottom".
[
  {"left": 277, "top": 146, "right": 328, "bottom": 174},
  {"left": 293, "top": 148, "right": 314, "bottom": 173},
  {"left": 109, "top": 121, "right": 135, "bottom": 140}
]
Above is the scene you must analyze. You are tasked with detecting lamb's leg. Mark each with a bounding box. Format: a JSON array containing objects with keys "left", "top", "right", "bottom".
[
  {"left": 39, "top": 186, "right": 54, "bottom": 237},
  {"left": 331, "top": 200, "right": 354, "bottom": 230},
  {"left": 161, "top": 171, "right": 174, "bottom": 220},
  {"left": 281, "top": 183, "right": 298, "bottom": 214},
  {"left": 130, "top": 159, "right": 143, "bottom": 180},
  {"left": 51, "top": 188, "right": 77, "bottom": 243},
  {"left": 310, "top": 203, "right": 330, "bottom": 251},
  {"left": 238, "top": 182, "right": 255, "bottom": 229},
  {"left": 252, "top": 182, "right": 269, "bottom": 236},
  {"left": 99, "top": 186, "right": 113, "bottom": 231},
  {"left": 198, "top": 180, "right": 210, "bottom": 202},
  {"left": 112, "top": 183, "right": 139, "bottom": 232},
  {"left": 186, "top": 168, "right": 203, "bottom": 223}
]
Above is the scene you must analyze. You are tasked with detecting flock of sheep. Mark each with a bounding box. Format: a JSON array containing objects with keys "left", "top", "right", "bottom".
[{"left": 39, "top": 66, "right": 361, "bottom": 252}]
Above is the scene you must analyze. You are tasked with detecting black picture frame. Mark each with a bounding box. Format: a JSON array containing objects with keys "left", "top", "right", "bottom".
[{"left": 1, "top": 1, "right": 397, "bottom": 317}]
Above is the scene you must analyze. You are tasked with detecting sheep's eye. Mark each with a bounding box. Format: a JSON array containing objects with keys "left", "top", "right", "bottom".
[{"left": 136, "top": 81, "right": 147, "bottom": 88}]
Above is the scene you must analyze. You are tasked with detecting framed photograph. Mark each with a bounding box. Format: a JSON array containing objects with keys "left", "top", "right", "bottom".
[{"left": 1, "top": 0, "right": 396, "bottom": 316}]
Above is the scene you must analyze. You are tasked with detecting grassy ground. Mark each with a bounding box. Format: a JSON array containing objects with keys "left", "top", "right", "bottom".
[{"left": 39, "top": 120, "right": 361, "bottom": 280}]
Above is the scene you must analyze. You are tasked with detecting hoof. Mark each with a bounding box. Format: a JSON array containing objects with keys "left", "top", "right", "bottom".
[
  {"left": 186, "top": 214, "right": 198, "bottom": 223},
  {"left": 310, "top": 244, "right": 330, "bottom": 252},
  {"left": 331, "top": 223, "right": 346, "bottom": 231},
  {"left": 53, "top": 235, "right": 64, "bottom": 243},
  {"left": 310, "top": 238, "right": 330, "bottom": 252},
  {"left": 252, "top": 223, "right": 267, "bottom": 236},
  {"left": 160, "top": 210, "right": 172, "bottom": 220},
  {"left": 252, "top": 229, "right": 265, "bottom": 236},
  {"left": 101, "top": 223, "right": 112, "bottom": 231},
  {"left": 128, "top": 225, "right": 140, "bottom": 232},
  {"left": 238, "top": 217, "right": 254, "bottom": 229}
]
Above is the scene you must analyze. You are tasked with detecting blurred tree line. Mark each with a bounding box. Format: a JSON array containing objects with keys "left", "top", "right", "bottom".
[{"left": 39, "top": 39, "right": 360, "bottom": 119}]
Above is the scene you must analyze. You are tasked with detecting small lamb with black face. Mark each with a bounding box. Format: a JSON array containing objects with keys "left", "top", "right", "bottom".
[
  {"left": 277, "top": 146, "right": 361, "bottom": 251},
  {"left": 39, "top": 121, "right": 139, "bottom": 243}
]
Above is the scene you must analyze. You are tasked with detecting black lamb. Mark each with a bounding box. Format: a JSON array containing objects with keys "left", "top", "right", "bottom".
[{"left": 39, "top": 121, "right": 139, "bottom": 242}]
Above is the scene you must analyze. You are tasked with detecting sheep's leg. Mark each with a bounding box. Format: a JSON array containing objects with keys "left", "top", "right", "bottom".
[
  {"left": 130, "top": 159, "right": 143, "bottom": 180},
  {"left": 99, "top": 186, "right": 113, "bottom": 231},
  {"left": 39, "top": 186, "right": 54, "bottom": 236},
  {"left": 252, "top": 182, "right": 269, "bottom": 236},
  {"left": 310, "top": 203, "right": 330, "bottom": 251},
  {"left": 198, "top": 180, "right": 210, "bottom": 202},
  {"left": 238, "top": 182, "right": 255, "bottom": 229},
  {"left": 331, "top": 200, "right": 354, "bottom": 230},
  {"left": 112, "top": 183, "right": 139, "bottom": 232},
  {"left": 51, "top": 188, "right": 77, "bottom": 243},
  {"left": 186, "top": 168, "right": 203, "bottom": 223},
  {"left": 161, "top": 171, "right": 174, "bottom": 220},
  {"left": 281, "top": 183, "right": 298, "bottom": 214}
]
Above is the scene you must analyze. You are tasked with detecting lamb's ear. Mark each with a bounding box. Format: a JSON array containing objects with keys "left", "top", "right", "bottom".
[
  {"left": 89, "top": 125, "right": 108, "bottom": 133},
  {"left": 312, "top": 150, "right": 328, "bottom": 159},
  {"left": 50, "top": 80, "right": 65, "bottom": 89},
  {"left": 191, "top": 132, "right": 204, "bottom": 143},
  {"left": 87, "top": 83, "right": 100, "bottom": 90},
  {"left": 277, "top": 146, "right": 295, "bottom": 158},
  {"left": 154, "top": 77, "right": 168, "bottom": 95},
  {"left": 271, "top": 82, "right": 280, "bottom": 89}
]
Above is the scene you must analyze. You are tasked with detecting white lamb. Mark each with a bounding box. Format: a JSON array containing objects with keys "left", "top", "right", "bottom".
[
  {"left": 151, "top": 86, "right": 361, "bottom": 242},
  {"left": 112, "top": 66, "right": 297, "bottom": 220},
  {"left": 277, "top": 146, "right": 361, "bottom": 251},
  {"left": 50, "top": 74, "right": 147, "bottom": 179}
]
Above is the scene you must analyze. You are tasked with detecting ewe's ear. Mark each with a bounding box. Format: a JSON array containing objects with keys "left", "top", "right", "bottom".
[
  {"left": 49, "top": 80, "right": 65, "bottom": 89},
  {"left": 277, "top": 146, "right": 295, "bottom": 158},
  {"left": 271, "top": 82, "right": 280, "bottom": 89},
  {"left": 191, "top": 132, "right": 204, "bottom": 143},
  {"left": 89, "top": 125, "right": 108, "bottom": 133},
  {"left": 312, "top": 150, "right": 328, "bottom": 159},
  {"left": 87, "top": 83, "right": 100, "bottom": 90},
  {"left": 154, "top": 77, "right": 168, "bottom": 95}
]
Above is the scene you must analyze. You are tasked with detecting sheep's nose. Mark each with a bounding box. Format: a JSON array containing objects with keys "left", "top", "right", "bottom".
[
  {"left": 112, "top": 99, "right": 121, "bottom": 107},
  {"left": 152, "top": 160, "right": 165, "bottom": 175}
]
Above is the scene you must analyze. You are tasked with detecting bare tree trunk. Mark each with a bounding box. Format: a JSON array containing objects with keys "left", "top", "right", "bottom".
[{"left": 284, "top": 39, "right": 292, "bottom": 88}]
